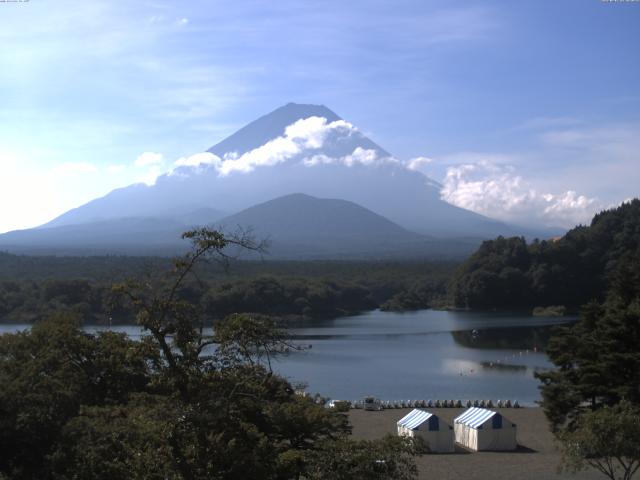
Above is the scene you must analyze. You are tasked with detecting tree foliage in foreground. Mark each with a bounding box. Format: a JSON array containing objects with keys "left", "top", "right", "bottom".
[
  {"left": 559, "top": 401, "right": 640, "bottom": 480},
  {"left": 305, "top": 435, "right": 423, "bottom": 480},
  {"left": 537, "top": 248, "right": 640, "bottom": 479},
  {"left": 0, "top": 229, "right": 421, "bottom": 480},
  {"left": 536, "top": 252, "right": 640, "bottom": 430}
]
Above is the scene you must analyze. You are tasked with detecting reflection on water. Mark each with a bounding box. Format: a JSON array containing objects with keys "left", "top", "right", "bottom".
[
  {"left": 479, "top": 361, "right": 527, "bottom": 372},
  {"left": 276, "top": 309, "right": 574, "bottom": 405},
  {"left": 451, "top": 325, "right": 560, "bottom": 351},
  {"left": 0, "top": 309, "right": 574, "bottom": 405}
]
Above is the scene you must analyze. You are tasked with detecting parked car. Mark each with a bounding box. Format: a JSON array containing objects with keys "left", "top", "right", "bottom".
[
  {"left": 328, "top": 400, "right": 351, "bottom": 411},
  {"left": 363, "top": 396, "right": 383, "bottom": 411}
]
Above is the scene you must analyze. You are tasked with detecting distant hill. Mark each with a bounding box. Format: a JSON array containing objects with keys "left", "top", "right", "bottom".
[
  {"left": 212, "top": 193, "right": 481, "bottom": 259},
  {"left": 0, "top": 217, "right": 194, "bottom": 256},
  {"left": 449, "top": 199, "right": 640, "bottom": 309},
  {"left": 216, "top": 193, "right": 425, "bottom": 258},
  {"left": 0, "top": 193, "right": 480, "bottom": 259}
]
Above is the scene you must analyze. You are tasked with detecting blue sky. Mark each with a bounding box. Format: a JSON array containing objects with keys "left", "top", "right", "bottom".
[{"left": 0, "top": 0, "right": 638, "bottom": 232}]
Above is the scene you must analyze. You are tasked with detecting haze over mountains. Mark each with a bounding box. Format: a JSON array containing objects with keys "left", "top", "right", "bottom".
[{"left": 0, "top": 103, "right": 558, "bottom": 258}]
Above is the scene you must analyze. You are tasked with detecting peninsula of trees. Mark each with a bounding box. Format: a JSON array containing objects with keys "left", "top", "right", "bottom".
[{"left": 450, "top": 200, "right": 640, "bottom": 311}]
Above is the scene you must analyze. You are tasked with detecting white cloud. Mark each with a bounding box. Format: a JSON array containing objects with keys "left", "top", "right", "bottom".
[
  {"left": 135, "top": 151, "right": 163, "bottom": 167},
  {"left": 0, "top": 152, "right": 51, "bottom": 232},
  {"left": 173, "top": 152, "right": 222, "bottom": 169},
  {"left": 406, "top": 156, "right": 434, "bottom": 172},
  {"left": 0, "top": 151, "right": 128, "bottom": 233},
  {"left": 137, "top": 166, "right": 163, "bottom": 186},
  {"left": 106, "top": 164, "right": 126, "bottom": 174},
  {"left": 166, "top": 116, "right": 398, "bottom": 177},
  {"left": 343, "top": 147, "right": 379, "bottom": 166},
  {"left": 285, "top": 116, "right": 353, "bottom": 148},
  {"left": 169, "top": 152, "right": 222, "bottom": 176},
  {"left": 302, "top": 153, "right": 334, "bottom": 167},
  {"left": 441, "top": 160, "right": 599, "bottom": 228},
  {"left": 438, "top": 151, "right": 521, "bottom": 166},
  {"left": 133, "top": 152, "right": 165, "bottom": 185},
  {"left": 218, "top": 135, "right": 300, "bottom": 175},
  {"left": 539, "top": 123, "right": 640, "bottom": 153},
  {"left": 52, "top": 162, "right": 98, "bottom": 175},
  {"left": 216, "top": 116, "right": 356, "bottom": 175},
  {"left": 541, "top": 191, "right": 597, "bottom": 225},
  {"left": 531, "top": 123, "right": 640, "bottom": 201},
  {"left": 540, "top": 129, "right": 589, "bottom": 148},
  {"left": 153, "top": 116, "right": 374, "bottom": 178},
  {"left": 302, "top": 147, "right": 387, "bottom": 168}
]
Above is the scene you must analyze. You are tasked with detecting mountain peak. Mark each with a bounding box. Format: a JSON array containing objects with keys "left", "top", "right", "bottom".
[
  {"left": 208, "top": 103, "right": 343, "bottom": 157},
  {"left": 19, "top": 103, "right": 539, "bottom": 246},
  {"left": 281, "top": 102, "right": 338, "bottom": 117}
]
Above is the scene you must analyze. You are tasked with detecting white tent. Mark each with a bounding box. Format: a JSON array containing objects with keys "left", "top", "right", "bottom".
[
  {"left": 397, "top": 409, "right": 455, "bottom": 453},
  {"left": 454, "top": 407, "right": 517, "bottom": 451}
]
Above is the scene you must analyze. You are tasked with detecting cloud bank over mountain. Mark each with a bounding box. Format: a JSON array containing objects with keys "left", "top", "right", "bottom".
[
  {"left": 119, "top": 103, "right": 600, "bottom": 231},
  {"left": 169, "top": 115, "right": 401, "bottom": 179},
  {"left": 440, "top": 160, "right": 599, "bottom": 228},
  {"left": 2, "top": 102, "right": 607, "bottom": 253},
  {"left": 1, "top": 2, "right": 637, "bottom": 235},
  {"left": 161, "top": 115, "right": 597, "bottom": 228},
  {"left": 13, "top": 103, "right": 539, "bottom": 243}
]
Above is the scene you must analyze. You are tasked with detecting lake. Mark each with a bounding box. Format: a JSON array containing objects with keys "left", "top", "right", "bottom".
[{"left": 0, "top": 309, "right": 572, "bottom": 405}]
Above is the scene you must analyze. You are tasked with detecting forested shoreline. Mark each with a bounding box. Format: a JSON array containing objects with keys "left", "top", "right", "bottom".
[
  {"left": 450, "top": 200, "right": 640, "bottom": 311},
  {"left": 0, "top": 255, "right": 454, "bottom": 324},
  {"left": 1, "top": 202, "right": 639, "bottom": 478},
  {"left": 0, "top": 230, "right": 425, "bottom": 479},
  {"left": 2, "top": 200, "right": 638, "bottom": 324},
  {"left": 1, "top": 198, "right": 632, "bottom": 366}
]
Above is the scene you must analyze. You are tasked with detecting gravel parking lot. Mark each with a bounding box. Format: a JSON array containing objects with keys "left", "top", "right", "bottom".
[{"left": 348, "top": 408, "right": 603, "bottom": 480}]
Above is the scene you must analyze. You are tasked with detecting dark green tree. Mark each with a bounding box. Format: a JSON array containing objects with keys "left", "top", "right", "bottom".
[
  {"left": 536, "top": 252, "right": 640, "bottom": 430},
  {"left": 537, "top": 248, "right": 640, "bottom": 480},
  {"left": 559, "top": 401, "right": 640, "bottom": 480},
  {"left": 306, "top": 435, "right": 423, "bottom": 480},
  {"left": 1, "top": 228, "right": 422, "bottom": 479},
  {"left": 0, "top": 314, "right": 154, "bottom": 478},
  {"left": 450, "top": 199, "right": 640, "bottom": 310}
]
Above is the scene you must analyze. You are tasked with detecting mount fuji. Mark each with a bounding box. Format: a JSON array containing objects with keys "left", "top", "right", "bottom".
[{"left": 0, "top": 103, "right": 550, "bottom": 257}]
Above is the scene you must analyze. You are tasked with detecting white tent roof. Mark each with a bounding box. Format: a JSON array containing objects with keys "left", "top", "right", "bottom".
[
  {"left": 454, "top": 407, "right": 497, "bottom": 429},
  {"left": 397, "top": 409, "right": 433, "bottom": 430}
]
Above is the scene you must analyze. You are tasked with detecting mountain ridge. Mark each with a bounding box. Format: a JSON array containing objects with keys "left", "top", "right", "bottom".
[{"left": 0, "top": 102, "right": 559, "bottom": 256}]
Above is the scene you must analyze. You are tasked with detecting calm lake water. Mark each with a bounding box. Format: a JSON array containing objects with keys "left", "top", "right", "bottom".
[{"left": 0, "top": 310, "right": 573, "bottom": 405}]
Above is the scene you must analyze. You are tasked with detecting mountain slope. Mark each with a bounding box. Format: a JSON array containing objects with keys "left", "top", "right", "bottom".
[
  {"left": 0, "top": 207, "right": 225, "bottom": 255},
  {"left": 0, "top": 194, "right": 479, "bottom": 258},
  {"left": 0, "top": 217, "right": 190, "bottom": 255},
  {"left": 209, "top": 103, "right": 391, "bottom": 158},
  {"left": 1, "top": 103, "right": 555, "bottom": 256},
  {"left": 217, "top": 193, "right": 419, "bottom": 255},
  {"left": 216, "top": 193, "right": 479, "bottom": 259}
]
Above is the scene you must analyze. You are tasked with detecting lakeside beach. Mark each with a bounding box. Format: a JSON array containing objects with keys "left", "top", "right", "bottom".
[{"left": 349, "top": 407, "right": 602, "bottom": 480}]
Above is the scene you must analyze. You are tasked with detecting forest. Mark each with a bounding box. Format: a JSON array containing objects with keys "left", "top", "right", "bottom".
[
  {"left": 2, "top": 200, "right": 639, "bottom": 324},
  {"left": 1, "top": 203, "right": 639, "bottom": 478},
  {"left": 0, "top": 253, "right": 454, "bottom": 324},
  {"left": 0, "top": 230, "right": 424, "bottom": 479},
  {"left": 449, "top": 199, "right": 640, "bottom": 310}
]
